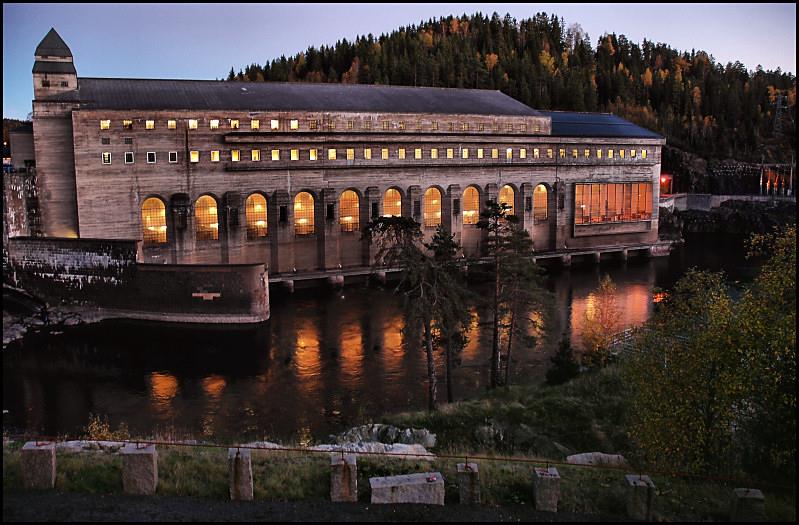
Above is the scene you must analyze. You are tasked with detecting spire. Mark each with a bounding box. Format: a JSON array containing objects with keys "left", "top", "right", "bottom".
[{"left": 35, "top": 28, "right": 72, "bottom": 58}]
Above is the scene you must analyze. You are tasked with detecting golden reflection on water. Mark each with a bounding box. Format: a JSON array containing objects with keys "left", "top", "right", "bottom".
[
  {"left": 571, "top": 283, "right": 652, "bottom": 348},
  {"left": 382, "top": 313, "right": 404, "bottom": 372},
  {"left": 202, "top": 375, "right": 226, "bottom": 400},
  {"left": 149, "top": 372, "right": 178, "bottom": 402}
]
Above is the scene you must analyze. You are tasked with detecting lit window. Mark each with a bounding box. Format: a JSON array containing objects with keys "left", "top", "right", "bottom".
[
  {"left": 533, "top": 148, "right": 540, "bottom": 159},
  {"left": 398, "top": 121, "right": 406, "bottom": 130},
  {"left": 572, "top": 149, "right": 578, "bottom": 158},
  {"left": 123, "top": 120, "right": 133, "bottom": 130},
  {"left": 477, "top": 148, "right": 484, "bottom": 159},
  {"left": 190, "top": 151, "right": 199, "bottom": 163},
  {"left": 431, "top": 148, "right": 438, "bottom": 159},
  {"left": 145, "top": 120, "right": 155, "bottom": 130},
  {"left": 478, "top": 123, "right": 485, "bottom": 132},
  {"left": 210, "top": 119, "right": 220, "bottom": 130},
  {"left": 398, "top": 148, "right": 406, "bottom": 159},
  {"left": 101, "top": 152, "right": 111, "bottom": 165},
  {"left": 326, "top": 120, "right": 336, "bottom": 130},
  {"left": 533, "top": 184, "right": 548, "bottom": 220},
  {"left": 506, "top": 123, "right": 514, "bottom": 132},
  {"left": 339, "top": 190, "right": 360, "bottom": 232},
  {"left": 584, "top": 149, "right": 590, "bottom": 158},
  {"left": 461, "top": 123, "right": 469, "bottom": 131},
  {"left": 168, "top": 151, "right": 178, "bottom": 163},
  {"left": 346, "top": 148, "right": 355, "bottom": 160},
  {"left": 309, "top": 149, "right": 318, "bottom": 161},
  {"left": 188, "top": 119, "right": 198, "bottom": 130},
  {"left": 415, "top": 148, "right": 422, "bottom": 160},
  {"left": 230, "top": 120, "right": 240, "bottom": 129},
  {"left": 547, "top": 149, "right": 553, "bottom": 159},
  {"left": 446, "top": 148, "right": 454, "bottom": 159},
  {"left": 381, "top": 148, "right": 389, "bottom": 160},
  {"left": 251, "top": 119, "right": 260, "bottom": 130},
  {"left": 448, "top": 122, "right": 455, "bottom": 132},
  {"left": 290, "top": 119, "right": 299, "bottom": 130},
  {"left": 294, "top": 191, "right": 315, "bottom": 235},
  {"left": 520, "top": 149, "right": 527, "bottom": 159},
  {"left": 463, "top": 186, "right": 479, "bottom": 225},
  {"left": 620, "top": 149, "right": 625, "bottom": 159},
  {"left": 363, "top": 120, "right": 372, "bottom": 130},
  {"left": 364, "top": 148, "right": 372, "bottom": 160},
  {"left": 232, "top": 150, "right": 240, "bottom": 162},
  {"left": 630, "top": 149, "right": 636, "bottom": 158},
  {"left": 499, "top": 185, "right": 515, "bottom": 215},
  {"left": 416, "top": 121, "right": 422, "bottom": 131},
  {"left": 347, "top": 120, "right": 354, "bottom": 130},
  {"left": 608, "top": 149, "right": 614, "bottom": 159},
  {"left": 291, "top": 149, "right": 299, "bottom": 161},
  {"left": 147, "top": 152, "right": 156, "bottom": 164},
  {"left": 309, "top": 120, "right": 318, "bottom": 130},
  {"left": 597, "top": 149, "right": 603, "bottom": 159},
  {"left": 431, "top": 121, "right": 438, "bottom": 131},
  {"left": 168, "top": 120, "right": 176, "bottom": 129},
  {"left": 382, "top": 121, "right": 390, "bottom": 130},
  {"left": 195, "top": 195, "right": 219, "bottom": 241},
  {"left": 211, "top": 151, "right": 220, "bottom": 162},
  {"left": 271, "top": 149, "right": 280, "bottom": 161},
  {"left": 271, "top": 119, "right": 279, "bottom": 130},
  {"left": 423, "top": 187, "right": 442, "bottom": 227},
  {"left": 383, "top": 188, "right": 402, "bottom": 217},
  {"left": 507, "top": 148, "right": 513, "bottom": 160},
  {"left": 519, "top": 123, "right": 527, "bottom": 132},
  {"left": 246, "top": 193, "right": 268, "bottom": 239},
  {"left": 559, "top": 149, "right": 566, "bottom": 159},
  {"left": 252, "top": 149, "right": 261, "bottom": 161},
  {"left": 142, "top": 197, "right": 167, "bottom": 244},
  {"left": 125, "top": 152, "right": 134, "bottom": 164},
  {"left": 100, "top": 120, "right": 110, "bottom": 130},
  {"left": 492, "top": 148, "right": 499, "bottom": 159},
  {"left": 461, "top": 148, "right": 469, "bottom": 159},
  {"left": 328, "top": 148, "right": 337, "bottom": 160},
  {"left": 641, "top": 149, "right": 647, "bottom": 159}
]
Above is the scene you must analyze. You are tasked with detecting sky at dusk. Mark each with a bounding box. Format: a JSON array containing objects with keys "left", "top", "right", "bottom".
[{"left": 3, "top": 3, "right": 796, "bottom": 119}]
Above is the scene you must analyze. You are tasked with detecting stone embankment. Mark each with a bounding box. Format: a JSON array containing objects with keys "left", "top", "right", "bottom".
[{"left": 679, "top": 200, "right": 795, "bottom": 235}]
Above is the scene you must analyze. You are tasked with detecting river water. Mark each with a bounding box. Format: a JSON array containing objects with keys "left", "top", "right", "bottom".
[{"left": 3, "top": 234, "right": 758, "bottom": 443}]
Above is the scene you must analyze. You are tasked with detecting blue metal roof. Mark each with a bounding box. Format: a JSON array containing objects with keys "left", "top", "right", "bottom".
[{"left": 540, "top": 110, "right": 662, "bottom": 139}]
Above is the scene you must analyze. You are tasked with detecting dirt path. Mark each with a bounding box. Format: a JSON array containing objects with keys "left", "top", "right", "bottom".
[{"left": 3, "top": 490, "right": 622, "bottom": 522}]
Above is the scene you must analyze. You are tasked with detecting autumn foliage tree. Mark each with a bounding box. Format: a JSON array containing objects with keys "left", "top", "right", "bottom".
[{"left": 580, "top": 274, "right": 623, "bottom": 368}]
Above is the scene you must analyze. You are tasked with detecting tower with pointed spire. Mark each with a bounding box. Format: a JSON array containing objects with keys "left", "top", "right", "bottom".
[{"left": 33, "top": 28, "right": 77, "bottom": 99}]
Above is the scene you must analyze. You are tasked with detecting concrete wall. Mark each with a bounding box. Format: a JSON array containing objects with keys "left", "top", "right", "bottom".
[
  {"left": 665, "top": 193, "right": 796, "bottom": 212},
  {"left": 9, "top": 130, "right": 35, "bottom": 171}
]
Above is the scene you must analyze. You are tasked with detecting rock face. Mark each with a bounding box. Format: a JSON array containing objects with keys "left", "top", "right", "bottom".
[
  {"left": 120, "top": 444, "right": 158, "bottom": 495},
  {"left": 330, "top": 453, "right": 357, "bottom": 503},
  {"left": 21, "top": 442, "right": 56, "bottom": 489},
  {"left": 457, "top": 463, "right": 480, "bottom": 505},
  {"left": 370, "top": 472, "right": 445, "bottom": 505},
  {"left": 228, "top": 448, "right": 253, "bottom": 501},
  {"left": 331, "top": 424, "right": 436, "bottom": 449},
  {"left": 566, "top": 452, "right": 628, "bottom": 467},
  {"left": 533, "top": 467, "right": 560, "bottom": 512}
]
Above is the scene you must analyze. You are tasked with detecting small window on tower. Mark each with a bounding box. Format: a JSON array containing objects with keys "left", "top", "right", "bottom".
[
  {"left": 230, "top": 119, "right": 240, "bottom": 129},
  {"left": 346, "top": 148, "right": 355, "bottom": 160},
  {"left": 364, "top": 148, "right": 372, "bottom": 160},
  {"left": 188, "top": 119, "right": 198, "bottom": 130},
  {"left": 328, "top": 148, "right": 337, "bottom": 160},
  {"left": 271, "top": 149, "right": 280, "bottom": 161},
  {"left": 309, "top": 149, "right": 318, "bottom": 161},
  {"left": 270, "top": 119, "right": 279, "bottom": 130},
  {"left": 190, "top": 151, "right": 199, "bottom": 163},
  {"left": 252, "top": 149, "right": 261, "bottom": 161},
  {"left": 168, "top": 120, "right": 176, "bottom": 129},
  {"left": 251, "top": 119, "right": 260, "bottom": 130},
  {"left": 381, "top": 148, "right": 389, "bottom": 160},
  {"left": 146, "top": 120, "right": 155, "bottom": 130},
  {"left": 231, "top": 150, "right": 240, "bottom": 162},
  {"left": 100, "top": 120, "right": 111, "bottom": 130},
  {"left": 210, "top": 119, "right": 220, "bottom": 130},
  {"left": 123, "top": 120, "right": 133, "bottom": 130},
  {"left": 102, "top": 152, "right": 111, "bottom": 165},
  {"left": 291, "top": 149, "right": 299, "bottom": 161},
  {"left": 290, "top": 119, "right": 299, "bottom": 130}
]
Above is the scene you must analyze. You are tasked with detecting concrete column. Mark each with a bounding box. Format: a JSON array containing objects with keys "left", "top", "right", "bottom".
[
  {"left": 624, "top": 474, "right": 655, "bottom": 521},
  {"left": 520, "top": 182, "right": 534, "bottom": 234},
  {"left": 621, "top": 249, "right": 629, "bottom": 261},
  {"left": 320, "top": 187, "right": 340, "bottom": 270},
  {"left": 271, "top": 189, "right": 293, "bottom": 274},
  {"left": 445, "top": 184, "right": 461, "bottom": 240},
  {"left": 729, "top": 488, "right": 765, "bottom": 522},
  {"left": 362, "top": 186, "right": 380, "bottom": 266},
  {"left": 457, "top": 462, "right": 480, "bottom": 504},
  {"left": 330, "top": 453, "right": 357, "bottom": 502},
  {"left": 594, "top": 252, "right": 601, "bottom": 264},
  {"left": 222, "top": 191, "right": 242, "bottom": 264},
  {"left": 121, "top": 443, "right": 158, "bottom": 495},
  {"left": 21, "top": 442, "right": 56, "bottom": 490},
  {"left": 533, "top": 467, "right": 560, "bottom": 512},
  {"left": 406, "top": 185, "right": 422, "bottom": 224},
  {"left": 561, "top": 254, "right": 572, "bottom": 267},
  {"left": 228, "top": 448, "right": 253, "bottom": 501}
]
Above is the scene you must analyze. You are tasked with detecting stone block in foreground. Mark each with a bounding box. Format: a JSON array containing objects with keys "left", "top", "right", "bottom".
[
  {"left": 121, "top": 443, "right": 158, "bottom": 495},
  {"left": 228, "top": 448, "right": 253, "bottom": 501},
  {"left": 21, "top": 442, "right": 56, "bottom": 490},
  {"left": 369, "top": 472, "right": 444, "bottom": 505},
  {"left": 729, "top": 488, "right": 765, "bottom": 522},
  {"left": 533, "top": 466, "right": 560, "bottom": 512},
  {"left": 456, "top": 463, "right": 480, "bottom": 504},
  {"left": 330, "top": 453, "right": 357, "bottom": 502},
  {"left": 625, "top": 474, "right": 655, "bottom": 521}
]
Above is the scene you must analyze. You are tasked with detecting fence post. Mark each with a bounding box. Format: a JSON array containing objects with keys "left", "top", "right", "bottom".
[
  {"left": 330, "top": 453, "right": 357, "bottom": 502},
  {"left": 533, "top": 466, "right": 560, "bottom": 512},
  {"left": 624, "top": 474, "right": 655, "bottom": 521},
  {"left": 121, "top": 443, "right": 158, "bottom": 495},
  {"left": 228, "top": 448, "right": 253, "bottom": 501},
  {"left": 21, "top": 442, "right": 56, "bottom": 490},
  {"left": 457, "top": 462, "right": 480, "bottom": 504}
]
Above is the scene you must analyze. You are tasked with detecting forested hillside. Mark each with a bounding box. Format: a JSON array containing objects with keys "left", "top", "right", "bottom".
[{"left": 226, "top": 12, "right": 796, "bottom": 163}]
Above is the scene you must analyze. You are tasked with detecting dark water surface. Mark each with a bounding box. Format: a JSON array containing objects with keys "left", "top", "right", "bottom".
[{"left": 3, "top": 235, "right": 758, "bottom": 442}]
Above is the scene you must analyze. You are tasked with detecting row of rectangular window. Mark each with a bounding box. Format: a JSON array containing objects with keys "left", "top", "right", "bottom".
[
  {"left": 104, "top": 147, "right": 649, "bottom": 165},
  {"left": 99, "top": 118, "right": 535, "bottom": 133}
]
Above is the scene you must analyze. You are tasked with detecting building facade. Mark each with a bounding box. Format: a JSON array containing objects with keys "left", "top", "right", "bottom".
[{"left": 13, "top": 29, "right": 666, "bottom": 279}]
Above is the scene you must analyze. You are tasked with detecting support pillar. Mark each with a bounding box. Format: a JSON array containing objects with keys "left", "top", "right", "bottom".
[
  {"left": 228, "top": 448, "right": 253, "bottom": 501},
  {"left": 320, "top": 187, "right": 340, "bottom": 270},
  {"left": 21, "top": 442, "right": 56, "bottom": 490},
  {"left": 121, "top": 443, "right": 158, "bottom": 495},
  {"left": 271, "top": 189, "right": 293, "bottom": 274}
]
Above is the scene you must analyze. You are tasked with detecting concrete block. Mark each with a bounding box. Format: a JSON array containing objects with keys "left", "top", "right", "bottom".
[
  {"left": 729, "top": 488, "right": 765, "bottom": 522},
  {"left": 625, "top": 474, "right": 655, "bottom": 521},
  {"left": 456, "top": 462, "right": 480, "bottom": 504},
  {"left": 369, "top": 472, "right": 444, "bottom": 505},
  {"left": 330, "top": 453, "right": 357, "bottom": 502},
  {"left": 21, "top": 442, "right": 56, "bottom": 490},
  {"left": 121, "top": 443, "right": 158, "bottom": 495},
  {"left": 228, "top": 448, "right": 253, "bottom": 501},
  {"left": 533, "top": 467, "right": 560, "bottom": 512}
]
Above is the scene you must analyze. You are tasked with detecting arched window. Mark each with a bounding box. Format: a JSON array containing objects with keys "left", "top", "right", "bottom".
[
  {"left": 195, "top": 195, "right": 219, "bottom": 241},
  {"left": 339, "top": 190, "right": 360, "bottom": 232},
  {"left": 245, "top": 193, "right": 267, "bottom": 239},
  {"left": 141, "top": 197, "right": 167, "bottom": 244},
  {"left": 383, "top": 188, "right": 402, "bottom": 217},
  {"left": 499, "top": 184, "right": 515, "bottom": 215},
  {"left": 423, "top": 187, "right": 442, "bottom": 228},
  {"left": 294, "top": 191, "right": 315, "bottom": 235},
  {"left": 533, "top": 184, "right": 548, "bottom": 220},
  {"left": 463, "top": 186, "right": 480, "bottom": 225}
]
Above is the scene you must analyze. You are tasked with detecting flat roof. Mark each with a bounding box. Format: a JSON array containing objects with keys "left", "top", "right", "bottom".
[{"left": 541, "top": 110, "right": 662, "bottom": 139}]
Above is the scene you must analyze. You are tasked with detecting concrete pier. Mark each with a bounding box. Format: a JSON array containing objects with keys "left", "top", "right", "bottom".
[
  {"left": 330, "top": 453, "right": 357, "bottom": 502},
  {"left": 121, "top": 443, "right": 158, "bottom": 495},
  {"left": 625, "top": 474, "right": 655, "bottom": 521},
  {"left": 457, "top": 463, "right": 480, "bottom": 504},
  {"left": 21, "top": 442, "right": 56, "bottom": 490},
  {"left": 228, "top": 448, "right": 253, "bottom": 501},
  {"left": 533, "top": 467, "right": 560, "bottom": 512}
]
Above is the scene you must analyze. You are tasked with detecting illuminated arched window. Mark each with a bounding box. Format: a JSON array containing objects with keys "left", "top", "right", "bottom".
[
  {"left": 423, "top": 187, "right": 442, "bottom": 228},
  {"left": 294, "top": 191, "right": 315, "bottom": 235},
  {"left": 141, "top": 197, "right": 167, "bottom": 244},
  {"left": 383, "top": 188, "right": 402, "bottom": 217},
  {"left": 245, "top": 193, "right": 267, "bottom": 239},
  {"left": 195, "top": 195, "right": 219, "bottom": 241},
  {"left": 339, "top": 190, "right": 360, "bottom": 232},
  {"left": 499, "top": 185, "right": 515, "bottom": 215},
  {"left": 533, "top": 184, "right": 548, "bottom": 220},
  {"left": 463, "top": 186, "right": 480, "bottom": 225}
]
